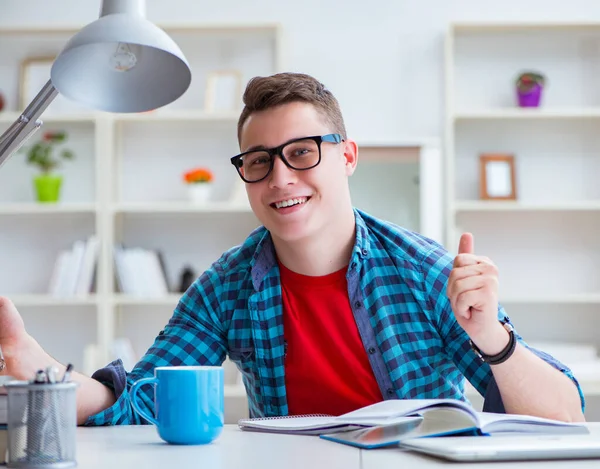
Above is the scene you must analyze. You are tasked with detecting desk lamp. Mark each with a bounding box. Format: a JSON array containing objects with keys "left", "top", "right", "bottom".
[{"left": 0, "top": 0, "right": 192, "bottom": 168}]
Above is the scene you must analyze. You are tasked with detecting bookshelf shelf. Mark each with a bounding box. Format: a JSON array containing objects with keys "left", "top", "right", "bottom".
[
  {"left": 454, "top": 201, "right": 600, "bottom": 212},
  {"left": 112, "top": 110, "right": 240, "bottom": 123},
  {"left": 113, "top": 294, "right": 182, "bottom": 307},
  {"left": 113, "top": 202, "right": 253, "bottom": 214},
  {"left": 454, "top": 107, "right": 600, "bottom": 120},
  {"left": 9, "top": 295, "right": 98, "bottom": 307},
  {"left": 0, "top": 203, "right": 97, "bottom": 215},
  {"left": 0, "top": 112, "right": 98, "bottom": 124},
  {"left": 500, "top": 294, "right": 600, "bottom": 305}
]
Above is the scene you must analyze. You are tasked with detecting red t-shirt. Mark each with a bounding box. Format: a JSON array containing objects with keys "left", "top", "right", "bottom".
[{"left": 279, "top": 262, "right": 383, "bottom": 416}]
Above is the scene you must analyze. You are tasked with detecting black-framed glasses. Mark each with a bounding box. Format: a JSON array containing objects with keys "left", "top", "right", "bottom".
[{"left": 230, "top": 133, "right": 343, "bottom": 183}]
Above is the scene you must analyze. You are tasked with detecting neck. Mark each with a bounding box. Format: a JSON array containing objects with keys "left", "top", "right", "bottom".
[{"left": 272, "top": 207, "right": 356, "bottom": 276}]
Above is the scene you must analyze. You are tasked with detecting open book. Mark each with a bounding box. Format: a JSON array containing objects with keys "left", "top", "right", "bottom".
[{"left": 238, "top": 399, "right": 589, "bottom": 440}]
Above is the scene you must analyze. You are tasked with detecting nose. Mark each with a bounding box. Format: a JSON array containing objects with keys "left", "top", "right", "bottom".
[{"left": 268, "top": 155, "right": 297, "bottom": 189}]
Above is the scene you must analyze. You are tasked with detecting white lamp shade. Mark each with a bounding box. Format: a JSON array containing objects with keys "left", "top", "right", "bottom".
[{"left": 51, "top": 14, "right": 191, "bottom": 113}]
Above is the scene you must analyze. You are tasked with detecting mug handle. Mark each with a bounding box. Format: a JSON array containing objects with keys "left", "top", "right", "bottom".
[{"left": 130, "top": 377, "right": 159, "bottom": 426}]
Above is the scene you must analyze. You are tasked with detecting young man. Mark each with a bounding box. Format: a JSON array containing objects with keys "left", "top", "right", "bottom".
[{"left": 0, "top": 73, "right": 585, "bottom": 425}]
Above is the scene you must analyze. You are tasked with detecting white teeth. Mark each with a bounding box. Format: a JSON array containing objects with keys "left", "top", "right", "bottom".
[{"left": 274, "top": 197, "right": 308, "bottom": 209}]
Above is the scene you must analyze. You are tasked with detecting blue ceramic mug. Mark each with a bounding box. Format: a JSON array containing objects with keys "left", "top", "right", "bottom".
[{"left": 130, "top": 366, "right": 224, "bottom": 445}]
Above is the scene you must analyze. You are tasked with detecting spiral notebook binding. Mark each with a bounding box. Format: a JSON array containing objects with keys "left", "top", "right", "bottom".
[{"left": 242, "top": 413, "right": 331, "bottom": 421}]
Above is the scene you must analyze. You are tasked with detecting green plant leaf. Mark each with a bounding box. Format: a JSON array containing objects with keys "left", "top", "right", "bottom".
[{"left": 52, "top": 132, "right": 66, "bottom": 142}]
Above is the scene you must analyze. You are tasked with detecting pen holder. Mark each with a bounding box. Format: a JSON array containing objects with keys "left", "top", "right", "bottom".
[{"left": 5, "top": 381, "right": 78, "bottom": 468}]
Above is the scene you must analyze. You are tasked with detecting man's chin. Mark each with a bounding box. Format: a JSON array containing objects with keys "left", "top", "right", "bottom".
[{"left": 265, "top": 222, "right": 314, "bottom": 244}]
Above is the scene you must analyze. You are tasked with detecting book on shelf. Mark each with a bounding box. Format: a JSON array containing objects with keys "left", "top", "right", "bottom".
[
  {"left": 238, "top": 399, "right": 588, "bottom": 444},
  {"left": 113, "top": 245, "right": 170, "bottom": 297},
  {"left": 47, "top": 236, "right": 98, "bottom": 298}
]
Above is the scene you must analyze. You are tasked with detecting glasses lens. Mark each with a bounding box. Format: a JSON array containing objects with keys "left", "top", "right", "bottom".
[
  {"left": 282, "top": 139, "right": 320, "bottom": 169},
  {"left": 238, "top": 151, "right": 272, "bottom": 182}
]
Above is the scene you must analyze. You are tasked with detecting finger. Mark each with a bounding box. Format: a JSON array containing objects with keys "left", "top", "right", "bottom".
[
  {"left": 453, "top": 253, "right": 496, "bottom": 269},
  {"left": 478, "top": 256, "right": 495, "bottom": 266},
  {"left": 454, "top": 253, "right": 478, "bottom": 268},
  {"left": 453, "top": 279, "right": 498, "bottom": 316},
  {"left": 453, "top": 288, "right": 485, "bottom": 320},
  {"left": 449, "top": 263, "right": 498, "bottom": 284},
  {"left": 458, "top": 233, "right": 474, "bottom": 255},
  {"left": 448, "top": 274, "right": 487, "bottom": 300}
]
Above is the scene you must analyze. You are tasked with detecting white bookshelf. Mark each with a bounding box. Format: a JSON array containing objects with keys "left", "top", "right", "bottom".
[
  {"left": 0, "top": 24, "right": 443, "bottom": 419},
  {"left": 0, "top": 24, "right": 283, "bottom": 399},
  {"left": 445, "top": 22, "right": 600, "bottom": 403}
]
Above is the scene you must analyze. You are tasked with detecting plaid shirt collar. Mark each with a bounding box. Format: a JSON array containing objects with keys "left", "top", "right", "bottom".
[{"left": 249, "top": 208, "right": 373, "bottom": 289}]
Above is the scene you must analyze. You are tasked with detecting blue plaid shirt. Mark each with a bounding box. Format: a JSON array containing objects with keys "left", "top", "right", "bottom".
[{"left": 86, "top": 209, "right": 584, "bottom": 425}]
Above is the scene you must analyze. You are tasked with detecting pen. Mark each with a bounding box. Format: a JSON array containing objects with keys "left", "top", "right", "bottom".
[
  {"left": 61, "top": 363, "right": 73, "bottom": 383},
  {"left": 33, "top": 369, "right": 46, "bottom": 384},
  {"left": 45, "top": 366, "right": 58, "bottom": 384}
]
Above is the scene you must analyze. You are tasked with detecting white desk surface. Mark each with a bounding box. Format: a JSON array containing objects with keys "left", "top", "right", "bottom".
[
  {"left": 74, "top": 423, "right": 600, "bottom": 469},
  {"left": 75, "top": 424, "right": 361, "bottom": 469},
  {"left": 362, "top": 422, "right": 600, "bottom": 469}
]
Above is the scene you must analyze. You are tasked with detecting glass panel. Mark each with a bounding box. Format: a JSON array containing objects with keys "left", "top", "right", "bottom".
[{"left": 350, "top": 160, "right": 420, "bottom": 233}]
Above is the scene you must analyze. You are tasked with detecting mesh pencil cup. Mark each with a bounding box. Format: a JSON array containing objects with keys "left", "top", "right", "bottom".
[{"left": 5, "top": 381, "right": 78, "bottom": 468}]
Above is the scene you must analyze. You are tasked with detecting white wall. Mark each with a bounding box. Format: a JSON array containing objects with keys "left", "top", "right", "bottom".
[{"left": 3, "top": 0, "right": 600, "bottom": 142}]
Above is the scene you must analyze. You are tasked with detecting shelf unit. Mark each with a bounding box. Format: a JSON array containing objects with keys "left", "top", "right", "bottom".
[
  {"left": 0, "top": 24, "right": 283, "bottom": 391},
  {"left": 445, "top": 22, "right": 600, "bottom": 402},
  {"left": 0, "top": 23, "right": 443, "bottom": 418}
]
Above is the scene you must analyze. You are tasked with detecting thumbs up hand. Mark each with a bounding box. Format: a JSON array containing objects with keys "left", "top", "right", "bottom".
[{"left": 447, "top": 233, "right": 509, "bottom": 355}]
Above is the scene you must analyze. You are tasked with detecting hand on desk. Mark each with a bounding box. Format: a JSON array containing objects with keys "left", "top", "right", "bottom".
[{"left": 447, "top": 233, "right": 509, "bottom": 356}]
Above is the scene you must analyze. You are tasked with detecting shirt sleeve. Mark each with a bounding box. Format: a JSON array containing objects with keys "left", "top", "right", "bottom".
[
  {"left": 420, "top": 242, "right": 585, "bottom": 413},
  {"left": 83, "top": 275, "right": 228, "bottom": 426}
]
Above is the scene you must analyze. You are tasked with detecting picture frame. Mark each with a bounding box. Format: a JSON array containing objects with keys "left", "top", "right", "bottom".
[
  {"left": 19, "top": 56, "right": 88, "bottom": 114},
  {"left": 204, "top": 69, "right": 243, "bottom": 113},
  {"left": 479, "top": 154, "right": 517, "bottom": 200}
]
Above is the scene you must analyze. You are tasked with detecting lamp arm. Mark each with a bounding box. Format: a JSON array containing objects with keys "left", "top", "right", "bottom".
[{"left": 0, "top": 79, "right": 59, "bottom": 169}]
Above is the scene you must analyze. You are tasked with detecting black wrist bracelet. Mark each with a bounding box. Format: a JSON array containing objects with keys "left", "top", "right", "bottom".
[{"left": 469, "top": 319, "right": 517, "bottom": 365}]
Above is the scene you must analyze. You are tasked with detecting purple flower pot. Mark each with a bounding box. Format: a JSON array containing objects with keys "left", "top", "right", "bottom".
[{"left": 517, "top": 83, "right": 543, "bottom": 107}]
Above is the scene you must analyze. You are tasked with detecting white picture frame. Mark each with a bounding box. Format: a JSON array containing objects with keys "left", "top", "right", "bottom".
[
  {"left": 20, "top": 56, "right": 89, "bottom": 114},
  {"left": 204, "top": 69, "right": 243, "bottom": 113}
]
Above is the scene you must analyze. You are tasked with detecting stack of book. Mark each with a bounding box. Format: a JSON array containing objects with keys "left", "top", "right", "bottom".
[
  {"left": 47, "top": 236, "right": 99, "bottom": 298},
  {"left": 113, "top": 245, "right": 169, "bottom": 297}
]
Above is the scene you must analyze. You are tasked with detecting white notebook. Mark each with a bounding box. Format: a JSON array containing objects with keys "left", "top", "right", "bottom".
[{"left": 238, "top": 398, "right": 589, "bottom": 437}]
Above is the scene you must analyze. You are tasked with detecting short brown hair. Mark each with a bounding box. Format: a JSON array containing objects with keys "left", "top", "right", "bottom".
[{"left": 237, "top": 72, "right": 347, "bottom": 143}]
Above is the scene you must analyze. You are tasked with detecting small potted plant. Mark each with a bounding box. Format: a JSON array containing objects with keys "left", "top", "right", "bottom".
[
  {"left": 515, "top": 71, "right": 545, "bottom": 108},
  {"left": 20, "top": 131, "right": 74, "bottom": 203},
  {"left": 183, "top": 167, "right": 214, "bottom": 204}
]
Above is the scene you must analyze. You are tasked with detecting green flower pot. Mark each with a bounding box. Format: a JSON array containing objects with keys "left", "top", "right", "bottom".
[{"left": 34, "top": 174, "right": 62, "bottom": 203}]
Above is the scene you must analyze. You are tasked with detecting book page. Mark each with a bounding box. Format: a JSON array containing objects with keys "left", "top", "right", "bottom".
[
  {"left": 336, "top": 398, "right": 476, "bottom": 422},
  {"left": 478, "top": 412, "right": 589, "bottom": 434}
]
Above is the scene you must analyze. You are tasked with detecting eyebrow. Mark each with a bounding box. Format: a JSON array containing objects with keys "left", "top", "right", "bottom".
[{"left": 244, "top": 144, "right": 268, "bottom": 152}]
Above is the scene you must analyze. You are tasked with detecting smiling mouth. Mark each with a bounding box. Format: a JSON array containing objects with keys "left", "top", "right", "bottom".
[{"left": 270, "top": 196, "right": 310, "bottom": 209}]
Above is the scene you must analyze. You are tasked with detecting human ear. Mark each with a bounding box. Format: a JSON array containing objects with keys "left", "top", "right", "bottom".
[{"left": 343, "top": 139, "right": 358, "bottom": 176}]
